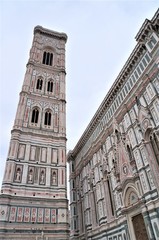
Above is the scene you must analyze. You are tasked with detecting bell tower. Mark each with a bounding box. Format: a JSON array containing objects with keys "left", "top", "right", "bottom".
[{"left": 0, "top": 26, "right": 69, "bottom": 240}]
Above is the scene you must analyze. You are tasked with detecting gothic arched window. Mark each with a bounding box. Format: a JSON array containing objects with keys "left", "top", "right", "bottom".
[
  {"left": 31, "top": 108, "right": 39, "bottom": 124},
  {"left": 42, "top": 51, "right": 53, "bottom": 66},
  {"left": 36, "top": 78, "right": 43, "bottom": 90},
  {"left": 44, "top": 110, "right": 51, "bottom": 126},
  {"left": 47, "top": 80, "right": 53, "bottom": 92}
]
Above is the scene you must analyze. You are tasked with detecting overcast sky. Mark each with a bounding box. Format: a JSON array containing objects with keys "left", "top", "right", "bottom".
[{"left": 0, "top": 0, "right": 159, "bottom": 186}]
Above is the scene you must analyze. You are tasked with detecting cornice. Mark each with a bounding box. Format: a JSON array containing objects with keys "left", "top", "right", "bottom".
[
  {"left": 135, "top": 8, "right": 159, "bottom": 42},
  {"left": 26, "top": 61, "right": 67, "bottom": 74},
  {"left": 11, "top": 128, "right": 67, "bottom": 142},
  {"left": 34, "top": 25, "right": 67, "bottom": 43}
]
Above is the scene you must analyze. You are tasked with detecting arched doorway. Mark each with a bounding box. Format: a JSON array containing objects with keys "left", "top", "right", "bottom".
[{"left": 124, "top": 186, "right": 149, "bottom": 240}]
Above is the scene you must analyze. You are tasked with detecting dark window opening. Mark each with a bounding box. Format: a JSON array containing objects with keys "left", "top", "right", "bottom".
[
  {"left": 73, "top": 206, "right": 76, "bottom": 215},
  {"left": 42, "top": 51, "right": 53, "bottom": 66},
  {"left": 72, "top": 163, "right": 74, "bottom": 172},
  {"left": 31, "top": 108, "right": 39, "bottom": 123},
  {"left": 150, "top": 133, "right": 159, "bottom": 165},
  {"left": 36, "top": 78, "right": 43, "bottom": 90},
  {"left": 73, "top": 192, "right": 76, "bottom": 201},
  {"left": 44, "top": 111, "right": 51, "bottom": 126},
  {"left": 72, "top": 180, "right": 75, "bottom": 189},
  {"left": 115, "top": 129, "right": 120, "bottom": 141},
  {"left": 127, "top": 145, "right": 133, "bottom": 161},
  {"left": 47, "top": 80, "right": 53, "bottom": 92}
]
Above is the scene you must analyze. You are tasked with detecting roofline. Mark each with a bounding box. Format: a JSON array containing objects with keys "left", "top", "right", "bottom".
[
  {"left": 34, "top": 25, "right": 67, "bottom": 42},
  {"left": 69, "top": 9, "right": 159, "bottom": 158}
]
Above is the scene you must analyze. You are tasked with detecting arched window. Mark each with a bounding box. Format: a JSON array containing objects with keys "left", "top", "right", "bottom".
[
  {"left": 31, "top": 108, "right": 39, "bottom": 123},
  {"left": 47, "top": 80, "right": 53, "bottom": 92},
  {"left": 36, "top": 78, "right": 43, "bottom": 90},
  {"left": 44, "top": 110, "right": 51, "bottom": 126},
  {"left": 42, "top": 51, "right": 53, "bottom": 66}
]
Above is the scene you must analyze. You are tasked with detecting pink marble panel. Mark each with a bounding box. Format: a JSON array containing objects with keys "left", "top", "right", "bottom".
[
  {"left": 51, "top": 209, "right": 56, "bottom": 223},
  {"left": 9, "top": 207, "right": 17, "bottom": 222},
  {"left": 24, "top": 207, "right": 31, "bottom": 222}
]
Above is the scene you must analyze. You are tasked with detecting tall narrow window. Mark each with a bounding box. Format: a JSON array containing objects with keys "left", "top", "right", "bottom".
[
  {"left": 42, "top": 51, "right": 53, "bottom": 66},
  {"left": 47, "top": 80, "right": 53, "bottom": 92},
  {"left": 44, "top": 110, "right": 51, "bottom": 126},
  {"left": 36, "top": 78, "right": 43, "bottom": 90},
  {"left": 107, "top": 178, "right": 114, "bottom": 216},
  {"left": 31, "top": 108, "right": 39, "bottom": 123},
  {"left": 150, "top": 133, "right": 159, "bottom": 165},
  {"left": 127, "top": 145, "right": 134, "bottom": 161}
]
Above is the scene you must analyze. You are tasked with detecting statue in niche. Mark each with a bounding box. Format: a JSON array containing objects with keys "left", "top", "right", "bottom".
[
  {"left": 52, "top": 171, "right": 57, "bottom": 185},
  {"left": 40, "top": 170, "right": 45, "bottom": 184},
  {"left": 15, "top": 168, "right": 21, "bottom": 181},
  {"left": 28, "top": 169, "right": 33, "bottom": 183}
]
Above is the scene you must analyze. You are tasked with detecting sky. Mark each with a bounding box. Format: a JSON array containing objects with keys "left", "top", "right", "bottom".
[{"left": 0, "top": 0, "right": 159, "bottom": 186}]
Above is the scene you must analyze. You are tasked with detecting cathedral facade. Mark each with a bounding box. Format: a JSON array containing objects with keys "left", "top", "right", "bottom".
[
  {"left": 0, "top": 26, "right": 69, "bottom": 239},
  {"left": 68, "top": 9, "right": 159, "bottom": 240}
]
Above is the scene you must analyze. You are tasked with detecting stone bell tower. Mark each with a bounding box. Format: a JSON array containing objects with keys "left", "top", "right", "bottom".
[{"left": 0, "top": 26, "right": 69, "bottom": 240}]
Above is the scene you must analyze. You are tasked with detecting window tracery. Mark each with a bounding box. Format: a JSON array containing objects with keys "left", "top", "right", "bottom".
[
  {"left": 36, "top": 78, "right": 43, "bottom": 90},
  {"left": 31, "top": 108, "right": 39, "bottom": 124},
  {"left": 42, "top": 51, "right": 53, "bottom": 66},
  {"left": 47, "top": 80, "right": 53, "bottom": 92},
  {"left": 44, "top": 110, "right": 52, "bottom": 126}
]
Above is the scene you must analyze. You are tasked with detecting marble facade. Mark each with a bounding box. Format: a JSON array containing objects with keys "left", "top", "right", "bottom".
[
  {"left": 0, "top": 26, "right": 69, "bottom": 240},
  {"left": 68, "top": 9, "right": 159, "bottom": 240}
]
